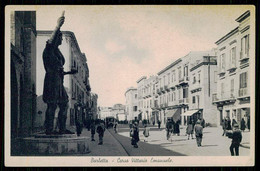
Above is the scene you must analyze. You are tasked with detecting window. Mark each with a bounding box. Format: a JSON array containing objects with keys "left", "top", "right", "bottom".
[
  {"left": 214, "top": 71, "right": 217, "bottom": 83},
  {"left": 133, "top": 106, "right": 137, "bottom": 112},
  {"left": 193, "top": 76, "right": 196, "bottom": 84},
  {"left": 221, "top": 82, "right": 224, "bottom": 98},
  {"left": 168, "top": 73, "right": 170, "bottom": 84},
  {"left": 241, "top": 34, "right": 249, "bottom": 58},
  {"left": 240, "top": 72, "right": 248, "bottom": 88},
  {"left": 173, "top": 92, "right": 176, "bottom": 101},
  {"left": 198, "top": 73, "right": 200, "bottom": 83},
  {"left": 178, "top": 89, "right": 181, "bottom": 99},
  {"left": 173, "top": 70, "right": 176, "bottom": 81},
  {"left": 135, "top": 94, "right": 137, "bottom": 99},
  {"left": 183, "top": 88, "right": 188, "bottom": 98},
  {"left": 192, "top": 96, "right": 196, "bottom": 104},
  {"left": 230, "top": 47, "right": 236, "bottom": 68},
  {"left": 178, "top": 67, "right": 182, "bottom": 80},
  {"left": 220, "top": 53, "right": 226, "bottom": 71},
  {"left": 231, "top": 79, "right": 234, "bottom": 96},
  {"left": 184, "top": 66, "right": 188, "bottom": 77}
]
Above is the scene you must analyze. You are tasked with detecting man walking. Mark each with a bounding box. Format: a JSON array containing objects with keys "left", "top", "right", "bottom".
[
  {"left": 96, "top": 120, "right": 105, "bottom": 145},
  {"left": 131, "top": 122, "right": 140, "bottom": 148},
  {"left": 194, "top": 120, "right": 203, "bottom": 147},
  {"left": 229, "top": 123, "right": 242, "bottom": 156},
  {"left": 90, "top": 119, "right": 96, "bottom": 141}
]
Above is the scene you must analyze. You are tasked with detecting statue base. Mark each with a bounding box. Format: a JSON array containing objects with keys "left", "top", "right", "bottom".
[{"left": 21, "top": 133, "right": 90, "bottom": 155}]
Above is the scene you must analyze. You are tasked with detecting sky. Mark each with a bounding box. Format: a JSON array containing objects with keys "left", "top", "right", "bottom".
[{"left": 34, "top": 5, "right": 252, "bottom": 107}]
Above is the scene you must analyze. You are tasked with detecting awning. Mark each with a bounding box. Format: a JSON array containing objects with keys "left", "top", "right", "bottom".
[
  {"left": 166, "top": 109, "right": 181, "bottom": 122},
  {"left": 182, "top": 110, "right": 199, "bottom": 116}
]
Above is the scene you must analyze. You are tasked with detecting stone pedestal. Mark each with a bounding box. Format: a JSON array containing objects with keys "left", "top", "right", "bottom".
[{"left": 21, "top": 134, "right": 90, "bottom": 155}]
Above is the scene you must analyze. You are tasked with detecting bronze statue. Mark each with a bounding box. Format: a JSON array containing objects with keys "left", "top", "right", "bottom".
[{"left": 42, "top": 11, "right": 77, "bottom": 135}]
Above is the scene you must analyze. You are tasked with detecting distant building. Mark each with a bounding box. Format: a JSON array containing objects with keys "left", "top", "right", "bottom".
[
  {"left": 36, "top": 30, "right": 91, "bottom": 129},
  {"left": 112, "top": 104, "right": 126, "bottom": 121},
  {"left": 10, "top": 11, "right": 37, "bottom": 155},
  {"left": 125, "top": 87, "right": 138, "bottom": 120},
  {"left": 99, "top": 107, "right": 113, "bottom": 119},
  {"left": 213, "top": 10, "right": 251, "bottom": 127}
]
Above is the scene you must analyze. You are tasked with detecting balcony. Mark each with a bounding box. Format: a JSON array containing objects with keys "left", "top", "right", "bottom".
[
  {"left": 238, "top": 88, "right": 250, "bottom": 101},
  {"left": 179, "top": 77, "right": 189, "bottom": 86},
  {"left": 179, "top": 98, "right": 189, "bottom": 105},
  {"left": 164, "top": 85, "right": 170, "bottom": 92},
  {"left": 212, "top": 92, "right": 236, "bottom": 105},
  {"left": 161, "top": 87, "right": 166, "bottom": 93}
]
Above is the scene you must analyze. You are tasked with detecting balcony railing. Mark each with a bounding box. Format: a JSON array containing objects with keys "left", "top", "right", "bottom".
[
  {"left": 179, "top": 98, "right": 189, "bottom": 104},
  {"left": 179, "top": 77, "right": 184, "bottom": 83},
  {"left": 239, "top": 88, "right": 249, "bottom": 97},
  {"left": 179, "top": 77, "right": 189, "bottom": 84}
]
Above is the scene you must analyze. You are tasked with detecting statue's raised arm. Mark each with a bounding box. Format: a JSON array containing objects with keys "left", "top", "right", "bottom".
[{"left": 48, "top": 11, "right": 65, "bottom": 44}]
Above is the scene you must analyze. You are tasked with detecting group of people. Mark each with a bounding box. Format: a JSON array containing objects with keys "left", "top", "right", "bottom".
[
  {"left": 221, "top": 117, "right": 245, "bottom": 156},
  {"left": 166, "top": 119, "right": 181, "bottom": 140}
]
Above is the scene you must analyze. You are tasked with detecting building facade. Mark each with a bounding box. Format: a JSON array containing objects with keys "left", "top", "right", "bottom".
[
  {"left": 10, "top": 11, "right": 37, "bottom": 155},
  {"left": 125, "top": 87, "right": 138, "bottom": 121},
  {"left": 142, "top": 75, "right": 157, "bottom": 124},
  {"left": 186, "top": 51, "right": 218, "bottom": 126},
  {"left": 213, "top": 10, "right": 251, "bottom": 128},
  {"left": 136, "top": 76, "right": 147, "bottom": 121},
  {"left": 36, "top": 30, "right": 91, "bottom": 129},
  {"left": 99, "top": 107, "right": 113, "bottom": 120}
]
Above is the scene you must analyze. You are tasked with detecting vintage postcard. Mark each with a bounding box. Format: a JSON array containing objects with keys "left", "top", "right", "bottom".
[{"left": 5, "top": 5, "right": 255, "bottom": 166}]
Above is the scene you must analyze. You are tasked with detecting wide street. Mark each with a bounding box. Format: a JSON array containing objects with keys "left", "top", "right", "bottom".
[{"left": 79, "top": 124, "right": 250, "bottom": 156}]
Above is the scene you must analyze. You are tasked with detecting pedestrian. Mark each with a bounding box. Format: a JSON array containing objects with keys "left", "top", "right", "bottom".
[
  {"left": 232, "top": 119, "right": 237, "bottom": 128},
  {"left": 114, "top": 121, "right": 118, "bottom": 133},
  {"left": 186, "top": 120, "right": 194, "bottom": 140},
  {"left": 131, "top": 122, "right": 140, "bottom": 148},
  {"left": 143, "top": 125, "right": 150, "bottom": 142},
  {"left": 173, "top": 119, "right": 180, "bottom": 136},
  {"left": 194, "top": 120, "right": 203, "bottom": 147},
  {"left": 222, "top": 119, "right": 227, "bottom": 136},
  {"left": 200, "top": 118, "right": 205, "bottom": 128},
  {"left": 229, "top": 123, "right": 242, "bottom": 156},
  {"left": 166, "top": 119, "right": 173, "bottom": 140},
  {"left": 74, "top": 96, "right": 83, "bottom": 136},
  {"left": 90, "top": 119, "right": 96, "bottom": 141},
  {"left": 96, "top": 120, "right": 105, "bottom": 145},
  {"left": 158, "top": 120, "right": 161, "bottom": 129},
  {"left": 226, "top": 117, "right": 232, "bottom": 130},
  {"left": 247, "top": 116, "right": 250, "bottom": 131},
  {"left": 240, "top": 118, "right": 246, "bottom": 132}
]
